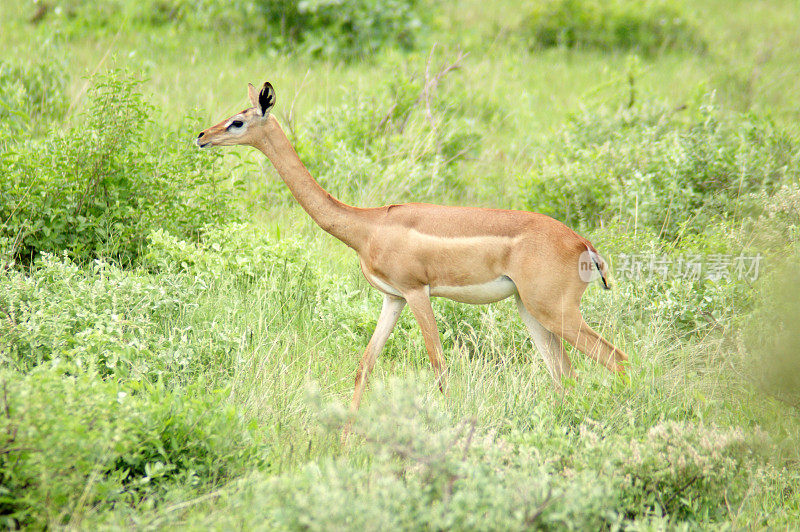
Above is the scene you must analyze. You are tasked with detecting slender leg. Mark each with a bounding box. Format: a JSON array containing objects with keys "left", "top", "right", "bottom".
[
  {"left": 515, "top": 287, "right": 627, "bottom": 374},
  {"left": 536, "top": 310, "right": 627, "bottom": 372},
  {"left": 349, "top": 295, "right": 407, "bottom": 414},
  {"left": 515, "top": 296, "right": 575, "bottom": 387},
  {"left": 559, "top": 317, "right": 628, "bottom": 372},
  {"left": 404, "top": 288, "right": 448, "bottom": 394}
]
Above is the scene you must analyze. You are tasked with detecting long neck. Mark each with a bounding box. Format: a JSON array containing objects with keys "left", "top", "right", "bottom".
[{"left": 254, "top": 116, "right": 371, "bottom": 250}]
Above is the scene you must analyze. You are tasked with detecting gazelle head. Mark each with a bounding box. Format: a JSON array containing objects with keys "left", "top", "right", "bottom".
[{"left": 196, "top": 81, "right": 276, "bottom": 148}]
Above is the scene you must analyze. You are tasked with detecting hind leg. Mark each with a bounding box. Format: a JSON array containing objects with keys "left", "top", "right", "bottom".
[
  {"left": 515, "top": 296, "right": 575, "bottom": 387},
  {"left": 555, "top": 315, "right": 628, "bottom": 372},
  {"left": 516, "top": 287, "right": 627, "bottom": 373}
]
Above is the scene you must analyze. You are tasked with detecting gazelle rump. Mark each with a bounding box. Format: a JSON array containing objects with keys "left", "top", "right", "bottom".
[{"left": 197, "top": 81, "right": 628, "bottom": 417}]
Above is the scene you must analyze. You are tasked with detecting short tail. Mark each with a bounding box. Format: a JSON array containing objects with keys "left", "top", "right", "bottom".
[{"left": 587, "top": 245, "right": 611, "bottom": 290}]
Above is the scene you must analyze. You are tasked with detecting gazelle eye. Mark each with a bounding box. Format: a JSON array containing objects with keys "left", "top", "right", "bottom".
[{"left": 228, "top": 120, "right": 244, "bottom": 129}]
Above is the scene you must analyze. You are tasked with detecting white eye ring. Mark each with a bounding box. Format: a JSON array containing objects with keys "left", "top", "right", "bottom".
[{"left": 227, "top": 119, "right": 245, "bottom": 130}]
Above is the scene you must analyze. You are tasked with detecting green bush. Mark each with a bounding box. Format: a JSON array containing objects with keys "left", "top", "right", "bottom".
[
  {"left": 0, "top": 365, "right": 263, "bottom": 528},
  {"left": 0, "top": 226, "right": 326, "bottom": 380},
  {"left": 0, "top": 70, "right": 238, "bottom": 265},
  {"left": 615, "top": 421, "right": 750, "bottom": 519},
  {"left": 38, "top": 0, "right": 428, "bottom": 60},
  {"left": 0, "top": 252, "right": 222, "bottom": 379},
  {"left": 522, "top": 0, "right": 705, "bottom": 54},
  {"left": 0, "top": 53, "right": 68, "bottom": 137},
  {"left": 143, "top": 224, "right": 323, "bottom": 324},
  {"left": 518, "top": 97, "right": 800, "bottom": 241},
  {"left": 27, "top": 0, "right": 235, "bottom": 34},
  {"left": 166, "top": 380, "right": 757, "bottom": 529},
  {"left": 249, "top": 0, "right": 426, "bottom": 59}
]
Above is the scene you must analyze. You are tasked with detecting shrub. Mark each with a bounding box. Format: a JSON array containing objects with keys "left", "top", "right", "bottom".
[
  {"left": 0, "top": 252, "right": 215, "bottom": 379},
  {"left": 37, "top": 0, "right": 429, "bottom": 60},
  {"left": 0, "top": 365, "right": 263, "bottom": 528},
  {"left": 26, "top": 0, "right": 235, "bottom": 35},
  {"left": 0, "top": 226, "right": 325, "bottom": 380},
  {"left": 0, "top": 53, "right": 68, "bottom": 137},
  {"left": 142, "top": 224, "right": 323, "bottom": 323},
  {"left": 518, "top": 97, "right": 800, "bottom": 241},
  {"left": 614, "top": 421, "right": 750, "bottom": 519},
  {"left": 248, "top": 0, "right": 427, "bottom": 59},
  {"left": 166, "top": 380, "right": 759, "bottom": 529},
  {"left": 0, "top": 70, "right": 238, "bottom": 265},
  {"left": 522, "top": 0, "right": 705, "bottom": 54},
  {"left": 204, "top": 380, "right": 613, "bottom": 530}
]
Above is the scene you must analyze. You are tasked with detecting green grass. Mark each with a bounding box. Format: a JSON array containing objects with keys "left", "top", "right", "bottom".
[{"left": 1, "top": 0, "right": 800, "bottom": 528}]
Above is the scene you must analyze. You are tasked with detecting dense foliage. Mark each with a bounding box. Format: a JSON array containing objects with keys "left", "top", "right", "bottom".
[
  {"left": 0, "top": 70, "right": 238, "bottom": 265},
  {"left": 522, "top": 0, "right": 705, "bottom": 53},
  {"left": 182, "top": 382, "right": 757, "bottom": 529},
  {"left": 519, "top": 98, "right": 800, "bottom": 240},
  {"left": 247, "top": 0, "right": 426, "bottom": 58},
  {"left": 0, "top": 53, "right": 67, "bottom": 136},
  {"left": 0, "top": 366, "right": 264, "bottom": 527},
  {"left": 35, "top": 0, "right": 428, "bottom": 59}
]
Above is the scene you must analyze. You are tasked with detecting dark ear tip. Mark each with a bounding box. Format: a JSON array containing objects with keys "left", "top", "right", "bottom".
[{"left": 257, "top": 81, "right": 275, "bottom": 116}]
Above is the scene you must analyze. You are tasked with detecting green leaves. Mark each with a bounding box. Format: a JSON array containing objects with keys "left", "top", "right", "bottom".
[
  {"left": 523, "top": 0, "right": 706, "bottom": 54},
  {"left": 0, "top": 367, "right": 265, "bottom": 527},
  {"left": 27, "top": 0, "right": 430, "bottom": 61},
  {"left": 519, "top": 97, "right": 800, "bottom": 242},
  {"left": 0, "top": 69, "right": 238, "bottom": 265},
  {"left": 0, "top": 52, "right": 67, "bottom": 136}
]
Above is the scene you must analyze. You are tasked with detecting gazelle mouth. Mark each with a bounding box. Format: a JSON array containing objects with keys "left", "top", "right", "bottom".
[{"left": 197, "top": 140, "right": 211, "bottom": 148}]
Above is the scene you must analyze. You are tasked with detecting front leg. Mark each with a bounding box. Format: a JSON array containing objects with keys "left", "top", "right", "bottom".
[
  {"left": 349, "top": 294, "right": 406, "bottom": 414},
  {"left": 404, "top": 287, "right": 448, "bottom": 395}
]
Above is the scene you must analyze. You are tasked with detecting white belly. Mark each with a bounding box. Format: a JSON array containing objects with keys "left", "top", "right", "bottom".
[
  {"left": 364, "top": 269, "right": 517, "bottom": 305},
  {"left": 364, "top": 271, "right": 404, "bottom": 297},
  {"left": 430, "top": 276, "right": 517, "bottom": 304}
]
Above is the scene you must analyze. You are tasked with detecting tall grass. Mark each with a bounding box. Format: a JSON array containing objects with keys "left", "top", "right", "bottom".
[{"left": 1, "top": 0, "right": 799, "bottom": 528}]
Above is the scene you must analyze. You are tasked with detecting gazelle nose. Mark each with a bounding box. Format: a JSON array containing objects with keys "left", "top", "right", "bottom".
[{"left": 197, "top": 131, "right": 204, "bottom": 139}]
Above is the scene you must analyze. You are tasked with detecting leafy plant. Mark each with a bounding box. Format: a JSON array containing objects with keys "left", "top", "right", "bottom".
[
  {"left": 0, "top": 365, "right": 263, "bottom": 528},
  {"left": 35, "top": 0, "right": 429, "bottom": 59},
  {"left": 614, "top": 421, "right": 750, "bottom": 519},
  {"left": 0, "top": 70, "right": 238, "bottom": 265},
  {"left": 522, "top": 0, "right": 705, "bottom": 54},
  {"left": 0, "top": 252, "right": 221, "bottom": 379},
  {"left": 0, "top": 225, "right": 329, "bottom": 380},
  {"left": 519, "top": 96, "right": 800, "bottom": 241},
  {"left": 0, "top": 52, "right": 67, "bottom": 137},
  {"left": 158, "top": 379, "right": 761, "bottom": 530},
  {"left": 250, "top": 0, "right": 427, "bottom": 59}
]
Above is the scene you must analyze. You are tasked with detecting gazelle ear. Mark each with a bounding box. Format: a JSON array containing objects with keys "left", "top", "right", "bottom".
[
  {"left": 248, "top": 83, "right": 259, "bottom": 108},
  {"left": 258, "top": 82, "right": 276, "bottom": 116}
]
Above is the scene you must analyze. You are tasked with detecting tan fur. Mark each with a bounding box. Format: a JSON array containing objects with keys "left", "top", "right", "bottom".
[{"left": 197, "top": 83, "right": 629, "bottom": 426}]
